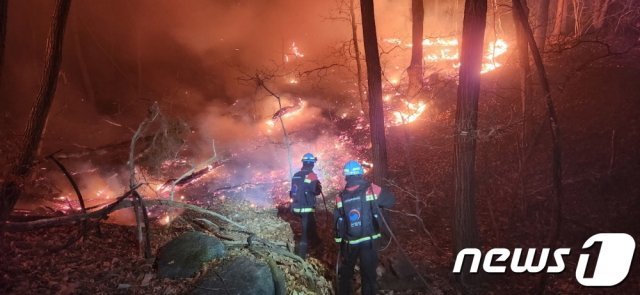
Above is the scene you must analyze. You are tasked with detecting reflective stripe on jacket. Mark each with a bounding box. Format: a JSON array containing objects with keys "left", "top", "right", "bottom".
[{"left": 293, "top": 207, "right": 315, "bottom": 213}]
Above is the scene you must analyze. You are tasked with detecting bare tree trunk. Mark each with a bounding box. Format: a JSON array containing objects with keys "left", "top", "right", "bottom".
[
  {"left": 453, "top": 0, "right": 486, "bottom": 283},
  {"left": 256, "top": 78, "right": 294, "bottom": 179},
  {"left": 552, "top": 0, "right": 567, "bottom": 37},
  {"left": 407, "top": 0, "right": 424, "bottom": 98},
  {"left": 349, "top": 0, "right": 367, "bottom": 115},
  {"left": 277, "top": 109, "right": 294, "bottom": 179},
  {"left": 512, "top": 1, "right": 564, "bottom": 292},
  {"left": 0, "top": 0, "right": 72, "bottom": 223},
  {"left": 592, "top": 0, "right": 611, "bottom": 30},
  {"left": 572, "top": 0, "right": 584, "bottom": 38},
  {"left": 128, "top": 103, "right": 159, "bottom": 258},
  {"left": 513, "top": 0, "right": 532, "bottom": 212},
  {"left": 534, "top": 0, "right": 550, "bottom": 51},
  {"left": 0, "top": 0, "right": 8, "bottom": 83},
  {"left": 360, "top": 0, "right": 388, "bottom": 184}
]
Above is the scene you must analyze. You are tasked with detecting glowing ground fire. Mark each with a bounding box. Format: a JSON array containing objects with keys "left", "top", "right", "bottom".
[
  {"left": 383, "top": 36, "right": 510, "bottom": 74},
  {"left": 392, "top": 100, "right": 428, "bottom": 125}
]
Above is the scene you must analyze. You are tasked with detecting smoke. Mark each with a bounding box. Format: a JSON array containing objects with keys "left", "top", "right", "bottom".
[
  {"left": 0, "top": 0, "right": 467, "bottom": 148},
  {"left": 1, "top": 0, "right": 476, "bottom": 211},
  {"left": 0, "top": 0, "right": 351, "bottom": 148}
]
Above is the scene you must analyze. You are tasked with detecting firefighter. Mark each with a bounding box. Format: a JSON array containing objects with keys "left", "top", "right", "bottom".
[
  {"left": 290, "top": 153, "right": 322, "bottom": 259},
  {"left": 334, "top": 160, "right": 395, "bottom": 295}
]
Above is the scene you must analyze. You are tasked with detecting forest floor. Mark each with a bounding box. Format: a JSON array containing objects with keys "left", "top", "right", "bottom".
[
  {"left": 0, "top": 197, "right": 332, "bottom": 294},
  {"left": 360, "top": 43, "right": 640, "bottom": 294},
  {"left": 283, "top": 41, "right": 640, "bottom": 294}
]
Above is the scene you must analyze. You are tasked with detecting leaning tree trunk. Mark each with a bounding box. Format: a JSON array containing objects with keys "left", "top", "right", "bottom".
[
  {"left": 0, "top": 0, "right": 8, "bottom": 83},
  {"left": 407, "top": 0, "right": 424, "bottom": 98},
  {"left": 0, "top": 0, "right": 72, "bottom": 223},
  {"left": 360, "top": 0, "right": 388, "bottom": 184},
  {"left": 552, "top": 0, "right": 567, "bottom": 37},
  {"left": 513, "top": 0, "right": 532, "bottom": 212},
  {"left": 349, "top": 0, "right": 367, "bottom": 115},
  {"left": 453, "top": 0, "right": 486, "bottom": 283},
  {"left": 534, "top": 0, "right": 550, "bottom": 52},
  {"left": 513, "top": 0, "right": 563, "bottom": 247},
  {"left": 512, "top": 0, "right": 564, "bottom": 293}
]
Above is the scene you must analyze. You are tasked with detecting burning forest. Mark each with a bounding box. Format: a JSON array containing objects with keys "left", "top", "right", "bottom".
[{"left": 1, "top": 0, "right": 640, "bottom": 294}]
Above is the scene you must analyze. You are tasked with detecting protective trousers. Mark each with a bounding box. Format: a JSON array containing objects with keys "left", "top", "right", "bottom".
[
  {"left": 296, "top": 212, "right": 318, "bottom": 259},
  {"left": 338, "top": 240, "right": 378, "bottom": 295}
]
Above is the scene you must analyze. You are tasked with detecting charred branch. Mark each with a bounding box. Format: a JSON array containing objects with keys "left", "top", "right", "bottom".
[
  {"left": 2, "top": 184, "right": 141, "bottom": 232},
  {"left": 47, "top": 152, "right": 88, "bottom": 236}
]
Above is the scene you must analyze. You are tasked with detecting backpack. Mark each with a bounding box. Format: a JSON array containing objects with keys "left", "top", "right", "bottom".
[{"left": 336, "top": 181, "right": 380, "bottom": 242}]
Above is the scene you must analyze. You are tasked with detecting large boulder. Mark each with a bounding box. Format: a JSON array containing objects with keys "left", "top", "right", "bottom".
[
  {"left": 191, "top": 256, "right": 275, "bottom": 295},
  {"left": 156, "top": 231, "right": 226, "bottom": 279}
]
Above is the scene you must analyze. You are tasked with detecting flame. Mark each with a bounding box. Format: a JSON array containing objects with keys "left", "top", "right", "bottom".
[
  {"left": 486, "top": 39, "right": 508, "bottom": 60},
  {"left": 285, "top": 41, "right": 304, "bottom": 62},
  {"left": 422, "top": 37, "right": 459, "bottom": 47},
  {"left": 159, "top": 214, "right": 171, "bottom": 225},
  {"left": 265, "top": 99, "right": 306, "bottom": 132},
  {"left": 481, "top": 62, "right": 502, "bottom": 74},
  {"left": 392, "top": 100, "right": 427, "bottom": 125},
  {"left": 291, "top": 42, "right": 304, "bottom": 58},
  {"left": 383, "top": 38, "right": 403, "bottom": 45},
  {"left": 383, "top": 36, "right": 509, "bottom": 75}
]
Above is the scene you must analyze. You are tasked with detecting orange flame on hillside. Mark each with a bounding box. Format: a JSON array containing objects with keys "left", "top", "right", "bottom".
[
  {"left": 392, "top": 100, "right": 427, "bottom": 126},
  {"left": 383, "top": 37, "right": 509, "bottom": 74}
]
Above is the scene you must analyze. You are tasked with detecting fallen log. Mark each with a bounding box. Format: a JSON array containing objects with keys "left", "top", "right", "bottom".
[
  {"left": 3, "top": 196, "right": 246, "bottom": 232},
  {"left": 191, "top": 218, "right": 235, "bottom": 241},
  {"left": 163, "top": 160, "right": 226, "bottom": 189},
  {"left": 2, "top": 184, "right": 141, "bottom": 232},
  {"left": 142, "top": 199, "right": 246, "bottom": 230}
]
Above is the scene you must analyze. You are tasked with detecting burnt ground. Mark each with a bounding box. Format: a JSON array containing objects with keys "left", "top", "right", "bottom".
[{"left": 1, "top": 42, "right": 639, "bottom": 295}]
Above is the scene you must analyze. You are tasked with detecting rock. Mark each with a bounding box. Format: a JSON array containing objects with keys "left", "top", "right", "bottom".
[
  {"left": 191, "top": 256, "right": 275, "bottom": 295},
  {"left": 156, "top": 231, "right": 226, "bottom": 279}
]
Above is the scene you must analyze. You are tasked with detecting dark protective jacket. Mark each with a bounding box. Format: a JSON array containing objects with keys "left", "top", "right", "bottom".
[
  {"left": 290, "top": 165, "right": 322, "bottom": 213},
  {"left": 334, "top": 175, "right": 395, "bottom": 245}
]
